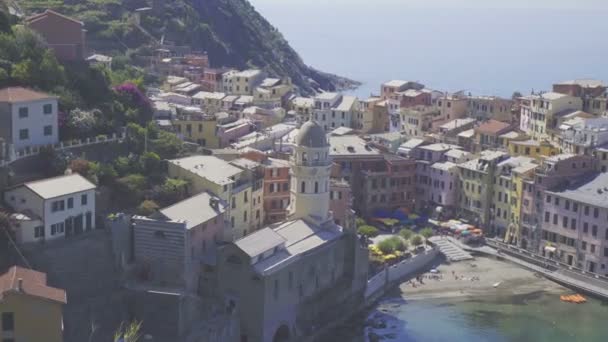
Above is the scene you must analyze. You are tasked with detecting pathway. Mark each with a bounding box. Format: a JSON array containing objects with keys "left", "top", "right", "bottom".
[{"left": 428, "top": 236, "right": 473, "bottom": 262}]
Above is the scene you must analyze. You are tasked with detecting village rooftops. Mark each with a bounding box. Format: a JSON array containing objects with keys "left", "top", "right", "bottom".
[
  {"left": 315, "top": 92, "right": 340, "bottom": 101},
  {"left": 159, "top": 192, "right": 226, "bottom": 230},
  {"left": 193, "top": 91, "right": 226, "bottom": 100},
  {"left": 262, "top": 157, "right": 290, "bottom": 168},
  {"left": 499, "top": 131, "right": 522, "bottom": 140},
  {"left": 524, "top": 92, "right": 570, "bottom": 101},
  {"left": 334, "top": 95, "right": 358, "bottom": 111},
  {"left": 444, "top": 148, "right": 471, "bottom": 160},
  {"left": 234, "top": 219, "right": 342, "bottom": 275},
  {"left": 292, "top": 97, "right": 314, "bottom": 107},
  {"left": 418, "top": 143, "right": 462, "bottom": 152},
  {"left": 431, "top": 161, "right": 457, "bottom": 171},
  {"left": 260, "top": 78, "right": 282, "bottom": 88},
  {"left": 546, "top": 172, "right": 608, "bottom": 208},
  {"left": 230, "top": 158, "right": 261, "bottom": 171},
  {"left": 21, "top": 174, "right": 95, "bottom": 200},
  {"left": 555, "top": 79, "right": 606, "bottom": 88},
  {"left": 0, "top": 266, "right": 66, "bottom": 304},
  {"left": 236, "top": 69, "right": 262, "bottom": 78},
  {"left": 383, "top": 80, "right": 409, "bottom": 88},
  {"left": 169, "top": 155, "right": 244, "bottom": 185},
  {"left": 400, "top": 138, "right": 427, "bottom": 150},
  {"left": 329, "top": 135, "right": 381, "bottom": 157},
  {"left": 166, "top": 76, "right": 188, "bottom": 86},
  {"left": 459, "top": 150, "right": 507, "bottom": 172},
  {"left": 330, "top": 126, "right": 354, "bottom": 136},
  {"left": 457, "top": 129, "right": 475, "bottom": 138},
  {"left": 544, "top": 153, "right": 577, "bottom": 163},
  {"left": 440, "top": 118, "right": 476, "bottom": 130},
  {"left": 0, "top": 87, "right": 56, "bottom": 103},
  {"left": 475, "top": 119, "right": 513, "bottom": 135},
  {"left": 369, "top": 131, "right": 403, "bottom": 141}
]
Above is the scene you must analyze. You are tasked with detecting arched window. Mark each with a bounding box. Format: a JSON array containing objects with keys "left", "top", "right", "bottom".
[
  {"left": 301, "top": 181, "right": 306, "bottom": 193},
  {"left": 315, "top": 182, "right": 319, "bottom": 193},
  {"left": 314, "top": 152, "right": 320, "bottom": 161},
  {"left": 302, "top": 152, "right": 308, "bottom": 162}
]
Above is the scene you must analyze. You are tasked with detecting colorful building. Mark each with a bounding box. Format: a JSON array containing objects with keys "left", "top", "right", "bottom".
[
  {"left": 172, "top": 113, "right": 219, "bottom": 148},
  {"left": 0, "top": 266, "right": 67, "bottom": 342}
]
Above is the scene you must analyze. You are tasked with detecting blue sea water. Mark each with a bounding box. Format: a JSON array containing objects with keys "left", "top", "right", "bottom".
[{"left": 250, "top": 0, "right": 608, "bottom": 98}]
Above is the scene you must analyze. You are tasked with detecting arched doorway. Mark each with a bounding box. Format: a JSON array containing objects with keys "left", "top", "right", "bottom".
[{"left": 272, "top": 324, "right": 290, "bottom": 342}]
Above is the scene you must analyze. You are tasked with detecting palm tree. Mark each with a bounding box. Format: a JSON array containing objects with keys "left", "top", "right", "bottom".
[{"left": 114, "top": 321, "right": 142, "bottom": 342}]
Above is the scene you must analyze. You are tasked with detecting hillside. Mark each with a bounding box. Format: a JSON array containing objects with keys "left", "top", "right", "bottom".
[{"left": 16, "top": 0, "right": 359, "bottom": 95}]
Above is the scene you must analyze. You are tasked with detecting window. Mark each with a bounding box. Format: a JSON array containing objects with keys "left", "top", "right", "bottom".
[
  {"left": 43, "top": 103, "right": 53, "bottom": 114},
  {"left": 42, "top": 124, "right": 54, "bottom": 136},
  {"left": 314, "top": 182, "right": 319, "bottom": 193},
  {"left": 244, "top": 191, "right": 248, "bottom": 203},
  {"left": 584, "top": 222, "right": 589, "bottom": 233},
  {"left": 231, "top": 217, "right": 235, "bottom": 228},
  {"left": 232, "top": 197, "right": 236, "bottom": 209},
  {"left": 544, "top": 212, "right": 550, "bottom": 222},
  {"left": 283, "top": 183, "right": 288, "bottom": 192},
  {"left": 51, "top": 200, "right": 65, "bottom": 212},
  {"left": 67, "top": 197, "right": 74, "bottom": 209},
  {"left": 301, "top": 181, "right": 306, "bottom": 193},
  {"left": 243, "top": 211, "right": 248, "bottom": 222},
  {"left": 19, "top": 128, "right": 29, "bottom": 140},
  {"left": 594, "top": 208, "right": 599, "bottom": 218},
  {"left": 18, "top": 107, "right": 28, "bottom": 118},
  {"left": 2, "top": 312, "right": 14, "bottom": 332},
  {"left": 573, "top": 203, "right": 578, "bottom": 212},
  {"left": 562, "top": 217, "right": 568, "bottom": 228},
  {"left": 593, "top": 225, "right": 598, "bottom": 237},
  {"left": 34, "top": 226, "right": 44, "bottom": 238},
  {"left": 565, "top": 200, "right": 570, "bottom": 210},
  {"left": 81, "top": 194, "right": 88, "bottom": 205},
  {"left": 571, "top": 219, "right": 576, "bottom": 230},
  {"left": 553, "top": 214, "right": 558, "bottom": 225},
  {"left": 585, "top": 206, "right": 590, "bottom": 215}
]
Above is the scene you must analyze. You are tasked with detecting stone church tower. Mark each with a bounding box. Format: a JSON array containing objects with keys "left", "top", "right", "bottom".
[{"left": 288, "top": 121, "right": 333, "bottom": 226}]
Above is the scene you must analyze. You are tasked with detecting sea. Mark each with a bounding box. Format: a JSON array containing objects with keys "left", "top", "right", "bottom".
[{"left": 250, "top": 0, "right": 608, "bottom": 98}]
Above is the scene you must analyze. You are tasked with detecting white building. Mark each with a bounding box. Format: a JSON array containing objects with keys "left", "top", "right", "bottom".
[
  {"left": 559, "top": 117, "right": 608, "bottom": 155},
  {"left": 4, "top": 174, "right": 97, "bottom": 243},
  {"left": 0, "top": 87, "right": 59, "bottom": 151},
  {"left": 312, "top": 93, "right": 359, "bottom": 131}
]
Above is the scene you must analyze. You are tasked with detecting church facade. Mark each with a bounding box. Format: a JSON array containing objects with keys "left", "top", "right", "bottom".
[{"left": 216, "top": 121, "right": 369, "bottom": 342}]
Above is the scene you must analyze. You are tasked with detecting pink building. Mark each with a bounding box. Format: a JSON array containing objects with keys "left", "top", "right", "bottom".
[{"left": 541, "top": 172, "right": 608, "bottom": 275}]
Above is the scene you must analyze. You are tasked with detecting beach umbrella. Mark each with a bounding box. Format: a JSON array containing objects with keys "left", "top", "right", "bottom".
[{"left": 461, "top": 230, "right": 471, "bottom": 236}]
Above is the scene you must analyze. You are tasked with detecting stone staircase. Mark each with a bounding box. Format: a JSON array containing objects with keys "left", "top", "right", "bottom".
[{"left": 428, "top": 236, "right": 473, "bottom": 262}]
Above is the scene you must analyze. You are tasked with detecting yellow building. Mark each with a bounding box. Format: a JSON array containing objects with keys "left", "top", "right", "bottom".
[
  {"left": 0, "top": 266, "right": 67, "bottom": 342},
  {"left": 168, "top": 156, "right": 264, "bottom": 240},
  {"left": 356, "top": 97, "right": 389, "bottom": 133},
  {"left": 493, "top": 157, "right": 537, "bottom": 244},
  {"left": 172, "top": 114, "right": 220, "bottom": 148},
  {"left": 507, "top": 139, "right": 559, "bottom": 160}
]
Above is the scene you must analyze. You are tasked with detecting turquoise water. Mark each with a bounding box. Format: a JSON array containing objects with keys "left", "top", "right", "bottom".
[
  {"left": 326, "top": 292, "right": 608, "bottom": 342},
  {"left": 251, "top": 0, "right": 608, "bottom": 98}
]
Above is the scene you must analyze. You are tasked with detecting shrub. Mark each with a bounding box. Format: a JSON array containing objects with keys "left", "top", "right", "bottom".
[
  {"left": 399, "top": 228, "right": 414, "bottom": 241},
  {"left": 137, "top": 200, "right": 159, "bottom": 216},
  {"left": 420, "top": 227, "right": 434, "bottom": 239},
  {"left": 411, "top": 235, "right": 423, "bottom": 247},
  {"left": 358, "top": 225, "right": 379, "bottom": 238},
  {"left": 390, "top": 237, "right": 407, "bottom": 252},
  {"left": 377, "top": 239, "right": 395, "bottom": 254}
]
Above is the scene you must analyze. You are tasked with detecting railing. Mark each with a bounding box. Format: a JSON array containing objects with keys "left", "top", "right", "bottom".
[
  {"left": 4, "top": 132, "right": 126, "bottom": 165},
  {"left": 487, "top": 239, "right": 608, "bottom": 283}
]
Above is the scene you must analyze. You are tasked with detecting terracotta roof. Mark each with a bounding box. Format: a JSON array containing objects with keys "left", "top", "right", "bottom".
[
  {"left": 0, "top": 266, "right": 67, "bottom": 304},
  {"left": 475, "top": 120, "right": 513, "bottom": 135},
  {"left": 0, "top": 87, "right": 55, "bottom": 103},
  {"left": 25, "top": 9, "right": 84, "bottom": 26}
]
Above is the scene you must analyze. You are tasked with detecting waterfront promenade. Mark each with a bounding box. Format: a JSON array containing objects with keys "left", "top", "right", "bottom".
[{"left": 455, "top": 238, "right": 608, "bottom": 300}]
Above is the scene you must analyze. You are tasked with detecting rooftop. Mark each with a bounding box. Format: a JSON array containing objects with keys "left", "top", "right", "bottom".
[
  {"left": 160, "top": 192, "right": 226, "bottom": 229},
  {"left": 475, "top": 119, "right": 513, "bottom": 135},
  {"left": 315, "top": 92, "right": 340, "bottom": 101},
  {"left": 457, "top": 129, "right": 475, "bottom": 138},
  {"left": 292, "top": 97, "right": 314, "bottom": 107},
  {"left": 547, "top": 173, "right": 608, "bottom": 208},
  {"left": 555, "top": 79, "right": 606, "bottom": 88},
  {"left": 230, "top": 158, "right": 261, "bottom": 171},
  {"left": 383, "top": 80, "right": 408, "bottom": 88},
  {"left": 369, "top": 131, "right": 404, "bottom": 142},
  {"left": 400, "top": 138, "right": 427, "bottom": 150},
  {"left": 526, "top": 92, "right": 569, "bottom": 101},
  {"left": 444, "top": 148, "right": 471, "bottom": 159},
  {"left": 330, "top": 126, "right": 354, "bottom": 136},
  {"left": 335, "top": 95, "right": 358, "bottom": 111},
  {"left": 0, "top": 87, "right": 55, "bottom": 103},
  {"left": 499, "top": 131, "right": 522, "bottom": 139},
  {"left": 260, "top": 78, "right": 281, "bottom": 88},
  {"left": 330, "top": 135, "right": 381, "bottom": 157},
  {"left": 235, "top": 219, "right": 342, "bottom": 275},
  {"left": 0, "top": 266, "right": 66, "bottom": 304},
  {"left": 168, "top": 155, "right": 244, "bottom": 185},
  {"left": 23, "top": 174, "right": 96, "bottom": 200},
  {"left": 440, "top": 118, "right": 476, "bottom": 130},
  {"left": 419, "top": 143, "right": 462, "bottom": 152},
  {"left": 431, "top": 161, "right": 457, "bottom": 171},
  {"left": 193, "top": 91, "right": 226, "bottom": 100},
  {"left": 236, "top": 69, "right": 262, "bottom": 78}
]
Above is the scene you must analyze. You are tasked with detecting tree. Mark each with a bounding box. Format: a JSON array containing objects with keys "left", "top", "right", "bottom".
[
  {"left": 137, "top": 200, "right": 159, "bottom": 216},
  {"left": 420, "top": 227, "right": 434, "bottom": 239},
  {"left": 65, "top": 108, "right": 100, "bottom": 138},
  {"left": 377, "top": 239, "right": 395, "bottom": 254},
  {"left": 152, "top": 130, "right": 183, "bottom": 159},
  {"left": 140, "top": 152, "right": 161, "bottom": 175},
  {"left": 114, "top": 320, "right": 142, "bottom": 342},
  {"left": 357, "top": 225, "right": 379, "bottom": 238},
  {"left": 355, "top": 217, "right": 366, "bottom": 228},
  {"left": 68, "top": 159, "right": 92, "bottom": 177},
  {"left": 114, "top": 174, "right": 147, "bottom": 207},
  {"left": 158, "top": 178, "right": 189, "bottom": 206},
  {"left": 512, "top": 91, "right": 523, "bottom": 99},
  {"left": 399, "top": 228, "right": 414, "bottom": 241},
  {"left": 389, "top": 236, "right": 407, "bottom": 252},
  {"left": 411, "top": 235, "right": 423, "bottom": 247}
]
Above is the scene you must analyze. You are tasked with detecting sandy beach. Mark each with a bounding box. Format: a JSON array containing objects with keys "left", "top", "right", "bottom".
[{"left": 400, "top": 256, "right": 567, "bottom": 301}]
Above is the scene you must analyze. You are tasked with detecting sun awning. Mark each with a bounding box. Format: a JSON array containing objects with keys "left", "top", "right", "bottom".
[{"left": 544, "top": 246, "right": 557, "bottom": 253}]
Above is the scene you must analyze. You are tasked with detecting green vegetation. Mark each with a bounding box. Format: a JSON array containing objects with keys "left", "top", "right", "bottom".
[
  {"left": 114, "top": 320, "right": 142, "bottom": 342},
  {"left": 377, "top": 236, "right": 407, "bottom": 254},
  {"left": 137, "top": 200, "right": 159, "bottom": 216},
  {"left": 399, "top": 228, "right": 414, "bottom": 241},
  {"left": 420, "top": 227, "right": 434, "bottom": 239},
  {"left": 411, "top": 235, "right": 423, "bottom": 247},
  {"left": 19, "top": 0, "right": 354, "bottom": 94},
  {"left": 357, "top": 225, "right": 379, "bottom": 238}
]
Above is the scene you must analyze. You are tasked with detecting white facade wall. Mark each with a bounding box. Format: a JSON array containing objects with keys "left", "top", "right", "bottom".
[{"left": 10, "top": 98, "right": 58, "bottom": 150}]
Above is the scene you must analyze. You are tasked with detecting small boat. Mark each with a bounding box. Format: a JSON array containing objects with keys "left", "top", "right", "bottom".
[
  {"left": 560, "top": 294, "right": 587, "bottom": 304},
  {"left": 493, "top": 282, "right": 501, "bottom": 288}
]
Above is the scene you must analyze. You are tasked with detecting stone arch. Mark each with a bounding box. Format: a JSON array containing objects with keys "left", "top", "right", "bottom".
[{"left": 273, "top": 324, "right": 290, "bottom": 342}]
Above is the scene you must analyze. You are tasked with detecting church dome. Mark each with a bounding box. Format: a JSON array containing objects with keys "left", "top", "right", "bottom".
[{"left": 296, "top": 121, "right": 328, "bottom": 148}]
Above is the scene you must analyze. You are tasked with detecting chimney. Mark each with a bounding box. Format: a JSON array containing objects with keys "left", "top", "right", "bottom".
[{"left": 17, "top": 278, "right": 23, "bottom": 292}]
